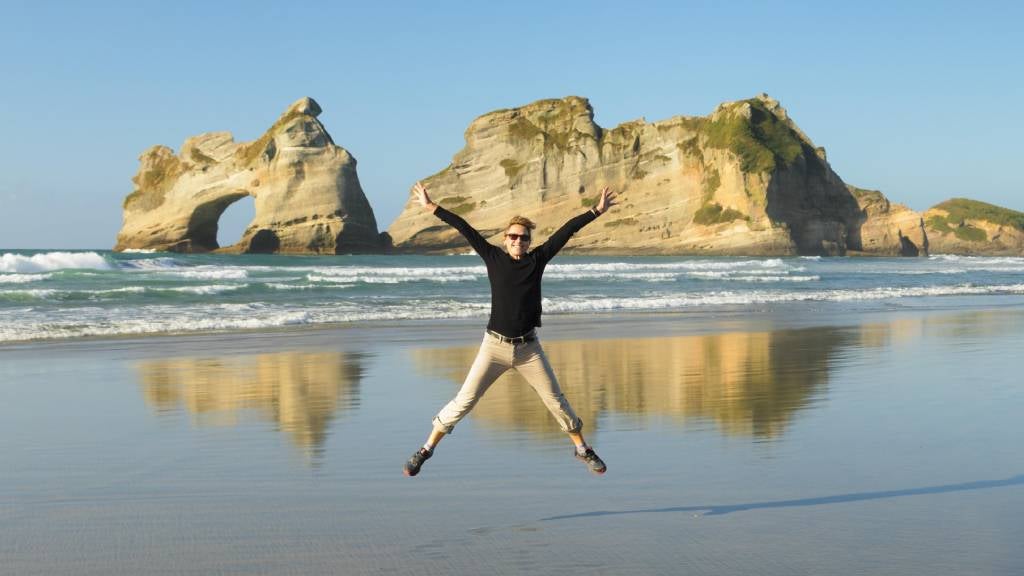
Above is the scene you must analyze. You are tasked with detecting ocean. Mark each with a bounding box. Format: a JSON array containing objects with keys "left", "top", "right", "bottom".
[{"left": 4, "top": 249, "right": 1024, "bottom": 343}]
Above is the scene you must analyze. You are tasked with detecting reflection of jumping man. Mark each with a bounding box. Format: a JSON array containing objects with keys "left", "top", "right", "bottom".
[{"left": 404, "top": 182, "right": 617, "bottom": 477}]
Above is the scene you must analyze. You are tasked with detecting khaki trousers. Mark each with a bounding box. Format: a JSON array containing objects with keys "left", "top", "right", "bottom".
[{"left": 432, "top": 332, "right": 582, "bottom": 434}]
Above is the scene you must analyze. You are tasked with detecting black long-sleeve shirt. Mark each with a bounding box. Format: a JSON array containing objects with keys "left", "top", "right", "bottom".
[{"left": 434, "top": 206, "right": 598, "bottom": 337}]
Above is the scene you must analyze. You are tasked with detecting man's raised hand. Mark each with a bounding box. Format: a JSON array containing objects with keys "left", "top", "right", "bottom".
[
  {"left": 413, "top": 182, "right": 437, "bottom": 213},
  {"left": 595, "top": 187, "right": 618, "bottom": 215}
]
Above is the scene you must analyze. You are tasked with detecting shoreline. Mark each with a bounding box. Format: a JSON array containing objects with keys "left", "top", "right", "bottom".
[{"left": 7, "top": 296, "right": 1024, "bottom": 356}]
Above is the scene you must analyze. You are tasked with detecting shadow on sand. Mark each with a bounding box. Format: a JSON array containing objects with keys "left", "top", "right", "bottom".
[{"left": 541, "top": 474, "right": 1024, "bottom": 521}]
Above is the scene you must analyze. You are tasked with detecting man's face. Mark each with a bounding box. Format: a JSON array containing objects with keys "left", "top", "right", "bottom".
[{"left": 504, "top": 224, "right": 532, "bottom": 259}]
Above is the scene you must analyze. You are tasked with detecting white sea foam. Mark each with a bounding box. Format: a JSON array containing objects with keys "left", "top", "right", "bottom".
[
  {"left": 121, "top": 249, "right": 158, "bottom": 254},
  {"left": 0, "top": 251, "right": 111, "bottom": 273},
  {"left": 728, "top": 275, "right": 820, "bottom": 283},
  {"left": 0, "top": 301, "right": 488, "bottom": 342},
  {"left": 168, "top": 284, "right": 246, "bottom": 295},
  {"left": 1, "top": 284, "right": 240, "bottom": 301},
  {"left": 687, "top": 270, "right": 805, "bottom": 279},
  {"left": 266, "top": 283, "right": 307, "bottom": 290},
  {"left": 292, "top": 260, "right": 799, "bottom": 285},
  {"left": 544, "top": 271, "right": 679, "bottom": 282},
  {"left": 928, "top": 255, "right": 1024, "bottom": 271},
  {"left": 0, "top": 273, "right": 51, "bottom": 283},
  {"left": 547, "top": 259, "right": 791, "bottom": 273},
  {"left": 857, "top": 267, "right": 968, "bottom": 275},
  {"left": 541, "top": 283, "right": 1024, "bottom": 313},
  {"left": 266, "top": 282, "right": 355, "bottom": 290},
  {"left": 0, "top": 288, "right": 58, "bottom": 300},
  {"left": 6, "top": 282, "right": 1024, "bottom": 342},
  {"left": 118, "top": 257, "right": 183, "bottom": 270},
  {"left": 294, "top": 261, "right": 797, "bottom": 278},
  {"left": 302, "top": 265, "right": 485, "bottom": 276},
  {"left": 307, "top": 272, "right": 479, "bottom": 284},
  {"left": 685, "top": 268, "right": 818, "bottom": 282},
  {"left": 94, "top": 287, "right": 148, "bottom": 295},
  {"left": 169, "top": 268, "right": 249, "bottom": 280},
  {"left": 929, "top": 255, "right": 1024, "bottom": 263}
]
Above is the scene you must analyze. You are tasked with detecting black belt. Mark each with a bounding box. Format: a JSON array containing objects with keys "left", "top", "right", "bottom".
[{"left": 486, "top": 329, "right": 536, "bottom": 344}]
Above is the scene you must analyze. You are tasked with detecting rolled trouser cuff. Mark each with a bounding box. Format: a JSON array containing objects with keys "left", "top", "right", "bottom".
[
  {"left": 432, "top": 416, "right": 455, "bottom": 435},
  {"left": 564, "top": 417, "right": 583, "bottom": 434}
]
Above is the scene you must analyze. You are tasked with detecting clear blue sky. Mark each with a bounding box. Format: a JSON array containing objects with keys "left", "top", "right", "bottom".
[{"left": 2, "top": 0, "right": 1021, "bottom": 249}]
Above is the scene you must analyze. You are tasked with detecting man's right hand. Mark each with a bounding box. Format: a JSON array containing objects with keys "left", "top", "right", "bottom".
[{"left": 413, "top": 182, "right": 437, "bottom": 213}]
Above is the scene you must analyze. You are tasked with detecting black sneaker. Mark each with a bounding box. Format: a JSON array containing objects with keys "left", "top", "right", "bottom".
[
  {"left": 404, "top": 447, "right": 432, "bottom": 477},
  {"left": 575, "top": 447, "right": 606, "bottom": 475}
]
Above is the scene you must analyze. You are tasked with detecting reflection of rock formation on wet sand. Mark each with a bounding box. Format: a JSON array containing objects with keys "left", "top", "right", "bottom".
[
  {"left": 139, "top": 351, "right": 366, "bottom": 457},
  {"left": 856, "top": 309, "right": 1024, "bottom": 350},
  {"left": 413, "top": 327, "right": 849, "bottom": 440}
]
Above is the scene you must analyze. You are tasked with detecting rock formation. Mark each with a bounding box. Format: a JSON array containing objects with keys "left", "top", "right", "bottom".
[
  {"left": 922, "top": 199, "right": 1024, "bottom": 255},
  {"left": 387, "top": 94, "right": 1023, "bottom": 257},
  {"left": 387, "top": 94, "right": 865, "bottom": 255},
  {"left": 848, "top": 186, "right": 928, "bottom": 256},
  {"left": 116, "top": 94, "right": 1024, "bottom": 257},
  {"left": 115, "top": 97, "right": 382, "bottom": 254}
]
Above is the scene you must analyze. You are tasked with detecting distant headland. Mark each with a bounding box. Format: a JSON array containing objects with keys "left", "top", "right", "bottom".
[{"left": 115, "top": 95, "right": 1024, "bottom": 256}]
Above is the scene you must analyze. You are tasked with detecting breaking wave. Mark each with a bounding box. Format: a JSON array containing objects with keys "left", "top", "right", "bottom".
[{"left": 0, "top": 251, "right": 111, "bottom": 273}]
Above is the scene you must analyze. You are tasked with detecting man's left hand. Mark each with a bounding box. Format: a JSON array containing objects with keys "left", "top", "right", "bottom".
[{"left": 594, "top": 187, "right": 618, "bottom": 215}]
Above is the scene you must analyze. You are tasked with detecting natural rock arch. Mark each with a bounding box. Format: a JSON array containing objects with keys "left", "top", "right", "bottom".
[
  {"left": 115, "top": 97, "right": 383, "bottom": 254},
  {"left": 187, "top": 190, "right": 251, "bottom": 251}
]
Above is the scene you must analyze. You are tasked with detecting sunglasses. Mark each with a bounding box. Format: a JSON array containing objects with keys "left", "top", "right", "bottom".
[{"left": 505, "top": 233, "right": 531, "bottom": 242}]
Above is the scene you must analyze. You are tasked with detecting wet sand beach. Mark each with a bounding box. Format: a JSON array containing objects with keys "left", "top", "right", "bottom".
[{"left": 2, "top": 305, "right": 1022, "bottom": 575}]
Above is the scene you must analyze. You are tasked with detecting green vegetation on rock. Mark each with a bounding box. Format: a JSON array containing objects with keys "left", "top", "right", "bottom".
[
  {"left": 954, "top": 225, "right": 987, "bottom": 242},
  {"left": 926, "top": 215, "right": 953, "bottom": 233},
  {"left": 581, "top": 196, "right": 598, "bottom": 208},
  {"left": 932, "top": 198, "right": 1024, "bottom": 230},
  {"left": 704, "top": 99, "right": 805, "bottom": 173},
  {"left": 508, "top": 116, "right": 544, "bottom": 142},
  {"left": 505, "top": 99, "right": 596, "bottom": 151},
  {"left": 235, "top": 109, "right": 306, "bottom": 166},
  {"left": 604, "top": 217, "right": 639, "bottom": 228},
  {"left": 848, "top": 186, "right": 885, "bottom": 203},
  {"left": 123, "top": 148, "right": 184, "bottom": 211},
  {"left": 703, "top": 168, "right": 721, "bottom": 201},
  {"left": 506, "top": 116, "right": 587, "bottom": 150},
  {"left": 190, "top": 148, "right": 216, "bottom": 164},
  {"left": 450, "top": 202, "right": 477, "bottom": 215},
  {"left": 927, "top": 208, "right": 990, "bottom": 243},
  {"left": 677, "top": 136, "right": 702, "bottom": 159},
  {"left": 693, "top": 202, "right": 748, "bottom": 225}
]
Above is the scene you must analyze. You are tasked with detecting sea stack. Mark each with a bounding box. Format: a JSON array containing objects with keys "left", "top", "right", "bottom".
[
  {"left": 387, "top": 94, "right": 1024, "bottom": 256},
  {"left": 387, "top": 94, "right": 868, "bottom": 255},
  {"left": 114, "top": 97, "right": 383, "bottom": 254}
]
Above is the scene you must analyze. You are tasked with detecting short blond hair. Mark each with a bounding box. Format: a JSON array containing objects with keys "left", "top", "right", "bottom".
[{"left": 506, "top": 215, "right": 536, "bottom": 231}]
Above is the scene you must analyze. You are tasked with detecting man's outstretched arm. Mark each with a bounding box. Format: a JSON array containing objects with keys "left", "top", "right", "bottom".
[
  {"left": 412, "top": 181, "right": 493, "bottom": 257},
  {"left": 536, "top": 187, "right": 618, "bottom": 261}
]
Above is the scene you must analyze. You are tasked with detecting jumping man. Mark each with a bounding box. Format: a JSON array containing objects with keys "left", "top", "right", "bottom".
[{"left": 403, "top": 181, "right": 617, "bottom": 476}]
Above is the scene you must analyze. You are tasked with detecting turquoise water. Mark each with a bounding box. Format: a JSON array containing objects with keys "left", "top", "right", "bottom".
[{"left": 3, "top": 249, "right": 1024, "bottom": 342}]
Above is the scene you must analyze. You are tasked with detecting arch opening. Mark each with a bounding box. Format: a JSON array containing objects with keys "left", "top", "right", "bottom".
[{"left": 216, "top": 195, "right": 256, "bottom": 249}]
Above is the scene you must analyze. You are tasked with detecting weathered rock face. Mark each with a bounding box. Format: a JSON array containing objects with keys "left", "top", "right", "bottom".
[
  {"left": 848, "top": 186, "right": 928, "bottom": 256},
  {"left": 388, "top": 94, "right": 870, "bottom": 256},
  {"left": 923, "top": 199, "right": 1024, "bottom": 255},
  {"left": 115, "top": 97, "right": 382, "bottom": 254}
]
